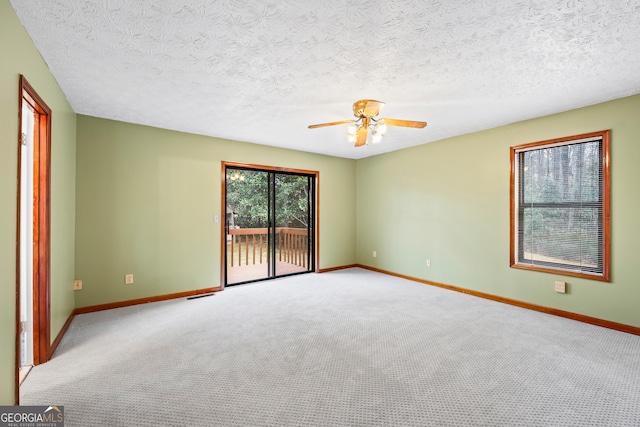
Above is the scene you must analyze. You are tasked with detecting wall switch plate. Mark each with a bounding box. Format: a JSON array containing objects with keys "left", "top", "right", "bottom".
[
  {"left": 426, "top": 259, "right": 431, "bottom": 268},
  {"left": 73, "top": 279, "right": 82, "bottom": 290},
  {"left": 555, "top": 280, "right": 566, "bottom": 293},
  {"left": 372, "top": 250, "right": 377, "bottom": 258},
  {"left": 125, "top": 274, "right": 134, "bottom": 285}
]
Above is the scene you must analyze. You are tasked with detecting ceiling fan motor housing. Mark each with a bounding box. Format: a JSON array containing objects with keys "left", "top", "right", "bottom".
[{"left": 353, "top": 99, "right": 383, "bottom": 118}]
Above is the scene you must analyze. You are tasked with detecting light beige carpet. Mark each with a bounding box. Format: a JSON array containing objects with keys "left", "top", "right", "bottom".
[{"left": 21, "top": 268, "right": 640, "bottom": 426}]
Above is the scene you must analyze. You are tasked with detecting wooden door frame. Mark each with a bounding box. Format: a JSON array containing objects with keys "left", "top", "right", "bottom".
[
  {"left": 15, "top": 75, "right": 52, "bottom": 403},
  {"left": 220, "top": 161, "right": 320, "bottom": 289}
]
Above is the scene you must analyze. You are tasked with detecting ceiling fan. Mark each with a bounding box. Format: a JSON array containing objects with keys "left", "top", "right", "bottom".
[{"left": 308, "top": 99, "right": 427, "bottom": 147}]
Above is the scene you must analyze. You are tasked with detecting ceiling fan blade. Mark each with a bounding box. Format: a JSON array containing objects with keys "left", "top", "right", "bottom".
[
  {"left": 355, "top": 126, "right": 368, "bottom": 147},
  {"left": 363, "top": 100, "right": 385, "bottom": 117},
  {"left": 308, "top": 119, "right": 355, "bottom": 129},
  {"left": 380, "top": 118, "right": 427, "bottom": 128}
]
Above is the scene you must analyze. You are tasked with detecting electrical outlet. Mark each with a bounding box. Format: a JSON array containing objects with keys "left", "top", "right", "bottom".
[
  {"left": 554, "top": 280, "right": 566, "bottom": 293},
  {"left": 426, "top": 259, "right": 431, "bottom": 268},
  {"left": 372, "top": 250, "right": 377, "bottom": 258},
  {"left": 125, "top": 274, "right": 134, "bottom": 285},
  {"left": 73, "top": 279, "right": 82, "bottom": 290}
]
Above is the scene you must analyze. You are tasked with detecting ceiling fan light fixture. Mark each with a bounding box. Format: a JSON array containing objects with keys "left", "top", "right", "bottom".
[{"left": 308, "top": 99, "right": 427, "bottom": 148}]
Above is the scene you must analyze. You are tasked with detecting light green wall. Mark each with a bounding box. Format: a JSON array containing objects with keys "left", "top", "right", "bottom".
[
  {"left": 356, "top": 94, "right": 640, "bottom": 328},
  {"left": 74, "top": 116, "right": 356, "bottom": 307},
  {"left": 0, "top": 1, "right": 76, "bottom": 404}
]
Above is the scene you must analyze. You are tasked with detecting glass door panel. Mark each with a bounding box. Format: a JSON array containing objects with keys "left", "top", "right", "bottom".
[
  {"left": 225, "top": 169, "right": 271, "bottom": 285},
  {"left": 274, "top": 173, "right": 313, "bottom": 276}
]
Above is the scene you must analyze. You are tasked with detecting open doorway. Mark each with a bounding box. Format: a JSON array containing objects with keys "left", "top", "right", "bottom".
[
  {"left": 222, "top": 162, "right": 319, "bottom": 287},
  {"left": 16, "top": 76, "right": 52, "bottom": 402}
]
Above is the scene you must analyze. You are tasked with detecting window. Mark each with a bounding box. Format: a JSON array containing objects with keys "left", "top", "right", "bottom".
[{"left": 510, "top": 130, "right": 610, "bottom": 281}]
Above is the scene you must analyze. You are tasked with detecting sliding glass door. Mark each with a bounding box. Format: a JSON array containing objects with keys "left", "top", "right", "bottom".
[{"left": 224, "top": 164, "right": 316, "bottom": 286}]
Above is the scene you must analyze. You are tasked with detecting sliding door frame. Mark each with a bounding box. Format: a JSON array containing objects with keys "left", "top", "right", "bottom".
[{"left": 221, "top": 161, "right": 319, "bottom": 289}]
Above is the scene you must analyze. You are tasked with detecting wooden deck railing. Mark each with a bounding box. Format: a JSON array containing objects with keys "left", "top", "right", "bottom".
[{"left": 227, "top": 227, "right": 310, "bottom": 268}]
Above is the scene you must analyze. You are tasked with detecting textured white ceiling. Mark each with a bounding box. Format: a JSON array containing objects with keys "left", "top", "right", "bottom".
[{"left": 9, "top": 0, "right": 640, "bottom": 159}]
